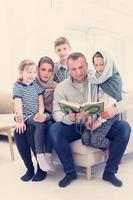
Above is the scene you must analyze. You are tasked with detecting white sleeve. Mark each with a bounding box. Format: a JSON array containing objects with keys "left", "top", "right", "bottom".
[
  {"left": 104, "top": 95, "right": 125, "bottom": 114},
  {"left": 98, "top": 116, "right": 107, "bottom": 123},
  {"left": 115, "top": 100, "right": 126, "bottom": 113}
]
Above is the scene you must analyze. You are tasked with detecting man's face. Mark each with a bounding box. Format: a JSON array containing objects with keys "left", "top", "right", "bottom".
[{"left": 67, "top": 57, "right": 88, "bottom": 83}]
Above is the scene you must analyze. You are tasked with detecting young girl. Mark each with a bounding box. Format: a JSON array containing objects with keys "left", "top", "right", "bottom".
[
  {"left": 13, "top": 59, "right": 53, "bottom": 172},
  {"left": 82, "top": 50, "right": 123, "bottom": 149}
]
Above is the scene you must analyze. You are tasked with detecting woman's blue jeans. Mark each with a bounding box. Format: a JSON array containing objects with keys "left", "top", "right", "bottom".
[{"left": 50, "top": 120, "right": 131, "bottom": 174}]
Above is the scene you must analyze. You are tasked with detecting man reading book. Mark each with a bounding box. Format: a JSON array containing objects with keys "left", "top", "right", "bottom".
[
  {"left": 59, "top": 100, "right": 104, "bottom": 116},
  {"left": 50, "top": 52, "right": 131, "bottom": 188}
]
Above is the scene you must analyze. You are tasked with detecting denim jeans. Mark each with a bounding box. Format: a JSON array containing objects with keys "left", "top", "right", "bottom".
[
  {"left": 105, "top": 120, "right": 131, "bottom": 173},
  {"left": 50, "top": 122, "right": 82, "bottom": 174},
  {"left": 50, "top": 120, "right": 131, "bottom": 174}
]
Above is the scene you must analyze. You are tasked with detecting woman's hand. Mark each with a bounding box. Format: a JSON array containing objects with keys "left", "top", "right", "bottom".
[
  {"left": 15, "top": 122, "right": 26, "bottom": 134},
  {"left": 33, "top": 113, "right": 47, "bottom": 122},
  {"left": 99, "top": 106, "right": 118, "bottom": 119}
]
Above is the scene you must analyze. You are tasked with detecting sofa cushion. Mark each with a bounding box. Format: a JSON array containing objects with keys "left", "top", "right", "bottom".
[
  {"left": 0, "top": 92, "right": 13, "bottom": 114},
  {"left": 70, "top": 139, "right": 102, "bottom": 155}
]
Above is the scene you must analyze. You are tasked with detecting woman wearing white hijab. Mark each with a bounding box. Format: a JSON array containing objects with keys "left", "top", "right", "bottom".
[{"left": 83, "top": 50, "right": 123, "bottom": 150}]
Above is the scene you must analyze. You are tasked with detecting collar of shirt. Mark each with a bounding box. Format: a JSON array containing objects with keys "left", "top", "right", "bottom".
[
  {"left": 55, "top": 61, "right": 68, "bottom": 71},
  {"left": 17, "top": 81, "right": 34, "bottom": 87}
]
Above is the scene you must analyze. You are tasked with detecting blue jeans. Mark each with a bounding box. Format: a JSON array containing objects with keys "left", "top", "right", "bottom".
[
  {"left": 105, "top": 120, "right": 131, "bottom": 173},
  {"left": 50, "top": 122, "right": 81, "bottom": 173},
  {"left": 50, "top": 120, "right": 131, "bottom": 174}
]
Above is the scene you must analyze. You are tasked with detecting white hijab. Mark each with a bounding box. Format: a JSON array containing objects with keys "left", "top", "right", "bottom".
[{"left": 89, "top": 49, "right": 118, "bottom": 84}]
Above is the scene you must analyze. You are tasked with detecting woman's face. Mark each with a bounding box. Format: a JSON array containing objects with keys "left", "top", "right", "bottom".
[
  {"left": 38, "top": 63, "right": 53, "bottom": 82},
  {"left": 93, "top": 57, "right": 105, "bottom": 75}
]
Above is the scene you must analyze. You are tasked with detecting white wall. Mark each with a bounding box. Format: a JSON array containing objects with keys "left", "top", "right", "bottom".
[
  {"left": 1, "top": 0, "right": 133, "bottom": 93},
  {"left": 0, "top": 0, "right": 65, "bottom": 92}
]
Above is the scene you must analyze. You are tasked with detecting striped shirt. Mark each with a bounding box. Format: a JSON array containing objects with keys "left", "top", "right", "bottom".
[{"left": 13, "top": 81, "right": 44, "bottom": 121}]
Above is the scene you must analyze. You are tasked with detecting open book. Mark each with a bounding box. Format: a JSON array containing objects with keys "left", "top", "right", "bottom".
[{"left": 59, "top": 100, "right": 104, "bottom": 116}]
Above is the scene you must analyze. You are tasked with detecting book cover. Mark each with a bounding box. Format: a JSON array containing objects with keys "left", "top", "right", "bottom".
[{"left": 59, "top": 100, "right": 104, "bottom": 116}]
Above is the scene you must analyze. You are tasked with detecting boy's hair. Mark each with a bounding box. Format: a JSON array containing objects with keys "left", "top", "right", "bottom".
[
  {"left": 38, "top": 56, "right": 54, "bottom": 71},
  {"left": 19, "top": 59, "right": 36, "bottom": 72},
  {"left": 54, "top": 36, "right": 70, "bottom": 48},
  {"left": 92, "top": 51, "right": 103, "bottom": 64},
  {"left": 67, "top": 52, "right": 87, "bottom": 65}
]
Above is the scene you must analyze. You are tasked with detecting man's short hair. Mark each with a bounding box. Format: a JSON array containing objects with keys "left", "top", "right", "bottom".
[
  {"left": 67, "top": 52, "right": 87, "bottom": 65},
  {"left": 54, "top": 37, "right": 70, "bottom": 48}
]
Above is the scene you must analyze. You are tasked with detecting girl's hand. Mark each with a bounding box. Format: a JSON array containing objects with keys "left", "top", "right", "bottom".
[
  {"left": 85, "top": 116, "right": 93, "bottom": 130},
  {"left": 33, "top": 113, "right": 47, "bottom": 122},
  {"left": 15, "top": 114, "right": 23, "bottom": 123},
  {"left": 99, "top": 106, "right": 118, "bottom": 119},
  {"left": 15, "top": 122, "right": 26, "bottom": 134},
  {"left": 91, "top": 120, "right": 102, "bottom": 131}
]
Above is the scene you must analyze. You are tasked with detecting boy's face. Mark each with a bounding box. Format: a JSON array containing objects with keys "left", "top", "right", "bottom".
[{"left": 55, "top": 43, "right": 71, "bottom": 63}]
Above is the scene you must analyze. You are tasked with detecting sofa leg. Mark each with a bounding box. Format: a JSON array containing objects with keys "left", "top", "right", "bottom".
[
  {"left": 7, "top": 128, "right": 15, "bottom": 161},
  {"left": 86, "top": 167, "right": 91, "bottom": 180}
]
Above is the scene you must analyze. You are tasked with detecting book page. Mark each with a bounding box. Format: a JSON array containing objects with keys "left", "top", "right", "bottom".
[{"left": 81, "top": 101, "right": 104, "bottom": 115}]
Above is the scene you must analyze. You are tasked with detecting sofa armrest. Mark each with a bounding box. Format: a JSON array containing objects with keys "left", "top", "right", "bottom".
[{"left": 0, "top": 93, "right": 14, "bottom": 114}]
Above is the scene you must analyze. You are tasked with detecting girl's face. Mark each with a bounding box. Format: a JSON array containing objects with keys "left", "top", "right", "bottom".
[
  {"left": 21, "top": 64, "right": 37, "bottom": 84},
  {"left": 38, "top": 63, "right": 53, "bottom": 82},
  {"left": 93, "top": 57, "right": 105, "bottom": 75}
]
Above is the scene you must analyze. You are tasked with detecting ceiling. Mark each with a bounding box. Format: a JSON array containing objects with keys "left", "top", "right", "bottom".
[
  {"left": 51, "top": 0, "right": 133, "bottom": 36},
  {"left": 52, "top": 0, "right": 133, "bottom": 16}
]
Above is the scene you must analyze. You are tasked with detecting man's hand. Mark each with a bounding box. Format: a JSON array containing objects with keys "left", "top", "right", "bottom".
[
  {"left": 33, "top": 113, "right": 47, "bottom": 122},
  {"left": 75, "top": 110, "right": 89, "bottom": 122},
  {"left": 68, "top": 110, "right": 89, "bottom": 122},
  {"left": 68, "top": 111, "right": 76, "bottom": 122},
  {"left": 99, "top": 106, "right": 118, "bottom": 119},
  {"left": 15, "top": 122, "right": 26, "bottom": 134}
]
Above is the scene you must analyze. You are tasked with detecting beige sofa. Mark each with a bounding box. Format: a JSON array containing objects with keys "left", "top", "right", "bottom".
[{"left": 0, "top": 92, "right": 133, "bottom": 178}]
